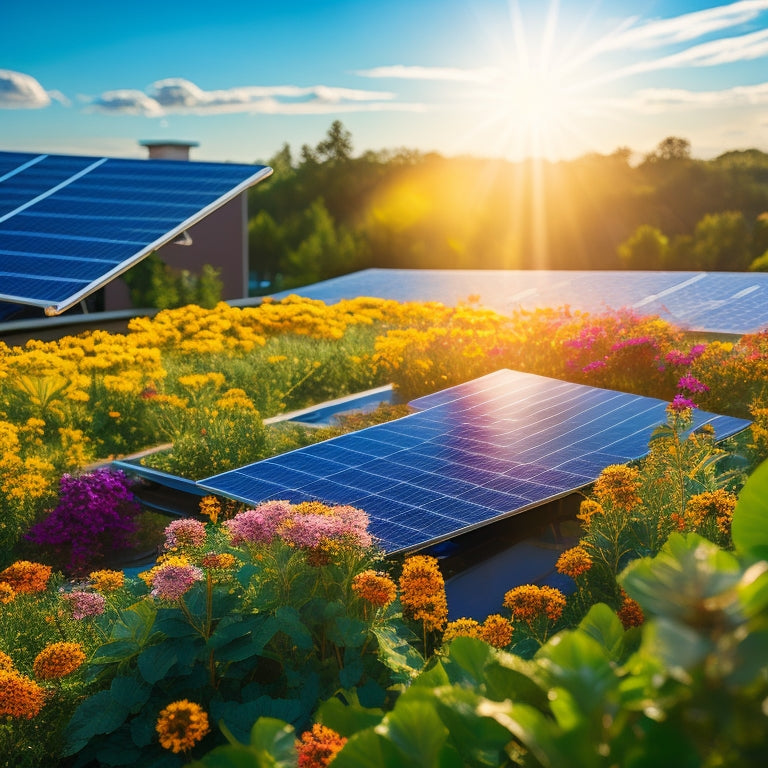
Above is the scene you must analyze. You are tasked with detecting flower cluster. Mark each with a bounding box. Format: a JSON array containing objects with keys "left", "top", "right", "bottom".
[
  {"left": 297, "top": 723, "right": 348, "bottom": 768},
  {"left": 155, "top": 699, "right": 210, "bottom": 753},
  {"left": 32, "top": 642, "right": 86, "bottom": 680},
  {"left": 89, "top": 569, "right": 125, "bottom": 592},
  {"left": 0, "top": 669, "right": 46, "bottom": 718},
  {"left": 351, "top": 570, "right": 397, "bottom": 608},
  {"left": 503, "top": 585, "right": 566, "bottom": 624},
  {"left": 150, "top": 563, "right": 204, "bottom": 601},
  {"left": 61, "top": 590, "right": 107, "bottom": 620},
  {"left": 683, "top": 489, "right": 738, "bottom": 536},
  {"left": 223, "top": 501, "right": 293, "bottom": 546},
  {"left": 398, "top": 555, "right": 448, "bottom": 632},
  {"left": 555, "top": 546, "right": 593, "bottom": 579},
  {"left": 0, "top": 560, "right": 52, "bottom": 593},
  {"left": 0, "top": 581, "right": 16, "bottom": 604},
  {"left": 593, "top": 465, "right": 642, "bottom": 511},
  {"left": 164, "top": 518, "right": 207, "bottom": 550},
  {"left": 200, "top": 552, "right": 238, "bottom": 570},
  {"left": 442, "top": 614, "right": 514, "bottom": 649},
  {"left": 577, "top": 499, "right": 604, "bottom": 526},
  {"left": 617, "top": 595, "right": 645, "bottom": 629}
]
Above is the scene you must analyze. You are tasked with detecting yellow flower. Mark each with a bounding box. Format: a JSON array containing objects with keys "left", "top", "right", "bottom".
[
  {"left": 33, "top": 642, "right": 86, "bottom": 680},
  {"left": 0, "top": 651, "right": 15, "bottom": 672},
  {"left": 200, "top": 552, "right": 237, "bottom": 570},
  {"left": 683, "top": 489, "right": 738, "bottom": 535},
  {"left": 0, "top": 582, "right": 15, "bottom": 604},
  {"left": 503, "top": 585, "right": 566, "bottom": 624},
  {"left": 442, "top": 618, "right": 482, "bottom": 644},
  {"left": 0, "top": 669, "right": 46, "bottom": 718},
  {"left": 89, "top": 569, "right": 125, "bottom": 592},
  {"left": 156, "top": 700, "right": 210, "bottom": 753},
  {"left": 593, "top": 465, "right": 641, "bottom": 511},
  {"left": 577, "top": 499, "right": 603, "bottom": 526},
  {"left": 199, "top": 495, "right": 221, "bottom": 524}
]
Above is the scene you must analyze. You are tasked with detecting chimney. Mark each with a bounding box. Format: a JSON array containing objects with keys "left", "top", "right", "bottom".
[{"left": 139, "top": 139, "right": 199, "bottom": 161}]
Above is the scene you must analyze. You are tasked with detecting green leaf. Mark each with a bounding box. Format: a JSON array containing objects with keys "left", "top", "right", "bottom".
[
  {"left": 439, "top": 636, "right": 493, "bottom": 687},
  {"left": 327, "top": 615, "right": 367, "bottom": 648},
  {"left": 90, "top": 639, "right": 141, "bottom": 664},
  {"left": 332, "top": 728, "right": 404, "bottom": 768},
  {"left": 137, "top": 642, "right": 178, "bottom": 684},
  {"left": 209, "top": 614, "right": 278, "bottom": 662},
  {"left": 483, "top": 653, "right": 549, "bottom": 708},
  {"left": 578, "top": 603, "right": 627, "bottom": 662},
  {"left": 235, "top": 563, "right": 260, "bottom": 589},
  {"left": 111, "top": 601, "right": 157, "bottom": 643},
  {"left": 130, "top": 712, "right": 156, "bottom": 748},
  {"left": 644, "top": 617, "right": 713, "bottom": 671},
  {"left": 732, "top": 458, "right": 768, "bottom": 561},
  {"left": 372, "top": 625, "right": 424, "bottom": 682},
  {"left": 110, "top": 675, "right": 151, "bottom": 711},
  {"left": 317, "top": 695, "right": 385, "bottom": 736},
  {"left": 211, "top": 698, "right": 305, "bottom": 745},
  {"left": 738, "top": 562, "right": 768, "bottom": 618},
  {"left": 620, "top": 533, "right": 741, "bottom": 622},
  {"left": 377, "top": 695, "right": 449, "bottom": 767},
  {"left": 64, "top": 690, "right": 129, "bottom": 755},
  {"left": 154, "top": 607, "right": 199, "bottom": 638},
  {"left": 339, "top": 656, "right": 364, "bottom": 688},
  {"left": 274, "top": 606, "right": 314, "bottom": 650}
]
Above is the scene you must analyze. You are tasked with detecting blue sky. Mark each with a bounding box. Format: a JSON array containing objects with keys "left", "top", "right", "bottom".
[{"left": 3, "top": 0, "right": 768, "bottom": 165}]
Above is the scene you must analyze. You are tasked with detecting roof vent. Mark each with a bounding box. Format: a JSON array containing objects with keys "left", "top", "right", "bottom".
[{"left": 139, "top": 139, "right": 199, "bottom": 161}]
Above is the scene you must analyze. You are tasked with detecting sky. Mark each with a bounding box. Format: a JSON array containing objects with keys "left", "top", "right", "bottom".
[{"left": 3, "top": 0, "right": 768, "bottom": 166}]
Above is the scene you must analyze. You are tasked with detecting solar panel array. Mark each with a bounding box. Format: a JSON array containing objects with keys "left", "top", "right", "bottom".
[
  {"left": 269, "top": 268, "right": 768, "bottom": 336},
  {"left": 199, "top": 369, "right": 750, "bottom": 554},
  {"left": 0, "top": 151, "right": 272, "bottom": 315}
]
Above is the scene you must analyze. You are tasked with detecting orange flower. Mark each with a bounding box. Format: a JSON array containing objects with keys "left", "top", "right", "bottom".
[
  {"left": 0, "top": 669, "right": 46, "bottom": 718},
  {"left": 198, "top": 495, "right": 220, "bottom": 524},
  {"left": 593, "top": 465, "right": 641, "bottom": 511},
  {"left": 297, "top": 723, "right": 347, "bottom": 768},
  {"left": 351, "top": 570, "right": 397, "bottom": 608},
  {"left": 0, "top": 651, "right": 15, "bottom": 672},
  {"left": 503, "top": 585, "right": 566, "bottom": 624},
  {"left": 89, "top": 569, "right": 125, "bottom": 592},
  {"left": 683, "top": 490, "right": 737, "bottom": 535},
  {"left": 0, "top": 582, "right": 15, "bottom": 604},
  {"left": 480, "top": 615, "right": 514, "bottom": 649},
  {"left": 399, "top": 555, "right": 448, "bottom": 632},
  {"left": 0, "top": 561, "right": 52, "bottom": 594},
  {"left": 33, "top": 642, "right": 86, "bottom": 680},
  {"left": 577, "top": 499, "right": 603, "bottom": 526},
  {"left": 200, "top": 552, "right": 238, "bottom": 570},
  {"left": 617, "top": 597, "right": 644, "bottom": 629},
  {"left": 555, "top": 546, "right": 592, "bottom": 579},
  {"left": 156, "top": 700, "right": 210, "bottom": 753},
  {"left": 442, "top": 618, "right": 482, "bottom": 644}
]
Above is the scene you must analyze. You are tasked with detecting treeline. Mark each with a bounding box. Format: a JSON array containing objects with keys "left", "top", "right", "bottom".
[{"left": 248, "top": 123, "right": 768, "bottom": 290}]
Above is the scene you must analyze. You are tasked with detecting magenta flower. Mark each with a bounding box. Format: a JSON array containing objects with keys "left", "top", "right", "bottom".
[
  {"left": 611, "top": 336, "right": 657, "bottom": 351},
  {"left": 677, "top": 375, "right": 709, "bottom": 394},
  {"left": 223, "top": 501, "right": 292, "bottom": 545},
  {"left": 164, "top": 518, "right": 207, "bottom": 550},
  {"left": 151, "top": 564, "right": 204, "bottom": 601},
  {"left": 669, "top": 394, "right": 698, "bottom": 412},
  {"left": 62, "top": 590, "right": 107, "bottom": 620},
  {"left": 582, "top": 359, "right": 607, "bottom": 373}
]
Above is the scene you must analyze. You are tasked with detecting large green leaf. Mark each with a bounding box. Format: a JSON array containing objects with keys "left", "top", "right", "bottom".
[
  {"left": 111, "top": 601, "right": 157, "bottom": 643},
  {"left": 620, "top": 533, "right": 741, "bottom": 622},
  {"left": 372, "top": 625, "right": 424, "bottom": 682},
  {"left": 439, "top": 636, "right": 493, "bottom": 687},
  {"left": 732, "top": 458, "right": 768, "bottom": 562},
  {"left": 63, "top": 690, "right": 129, "bottom": 755},
  {"left": 137, "top": 642, "right": 179, "bottom": 684},
  {"left": 110, "top": 675, "right": 151, "bottom": 711},
  {"left": 332, "top": 728, "right": 406, "bottom": 768},
  {"left": 274, "top": 606, "right": 314, "bottom": 650},
  {"left": 578, "top": 603, "right": 627, "bottom": 662},
  {"left": 209, "top": 614, "right": 278, "bottom": 661},
  {"left": 376, "top": 694, "right": 449, "bottom": 767},
  {"left": 317, "top": 695, "right": 385, "bottom": 735}
]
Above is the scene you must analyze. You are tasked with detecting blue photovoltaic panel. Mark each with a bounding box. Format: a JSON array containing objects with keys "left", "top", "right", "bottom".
[
  {"left": 0, "top": 151, "right": 272, "bottom": 315},
  {"left": 199, "top": 369, "right": 750, "bottom": 554},
  {"left": 269, "top": 268, "right": 768, "bottom": 336}
]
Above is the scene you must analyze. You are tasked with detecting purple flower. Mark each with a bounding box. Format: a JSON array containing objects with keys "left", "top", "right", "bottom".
[
  {"left": 150, "top": 564, "right": 204, "bottom": 601},
  {"left": 610, "top": 336, "right": 657, "bottom": 352},
  {"left": 669, "top": 394, "right": 698, "bottom": 412},
  {"left": 62, "top": 590, "right": 106, "bottom": 620},
  {"left": 677, "top": 375, "right": 709, "bottom": 394},
  {"left": 281, "top": 505, "right": 372, "bottom": 550},
  {"left": 582, "top": 359, "right": 607, "bottom": 373},
  {"left": 164, "top": 518, "right": 207, "bottom": 550},
  {"left": 223, "top": 501, "right": 292, "bottom": 546}
]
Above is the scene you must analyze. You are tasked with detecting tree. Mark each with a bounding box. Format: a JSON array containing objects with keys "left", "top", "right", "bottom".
[
  {"left": 249, "top": 210, "right": 285, "bottom": 288},
  {"left": 645, "top": 136, "right": 691, "bottom": 163},
  {"left": 689, "top": 211, "right": 752, "bottom": 271},
  {"left": 316, "top": 120, "right": 353, "bottom": 163},
  {"left": 617, "top": 225, "right": 670, "bottom": 270},
  {"left": 267, "top": 142, "right": 294, "bottom": 178}
]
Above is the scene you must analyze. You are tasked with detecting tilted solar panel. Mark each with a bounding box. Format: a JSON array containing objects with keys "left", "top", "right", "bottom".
[
  {"left": 199, "top": 370, "right": 750, "bottom": 554},
  {"left": 0, "top": 151, "right": 272, "bottom": 315},
  {"left": 269, "top": 268, "right": 768, "bottom": 336}
]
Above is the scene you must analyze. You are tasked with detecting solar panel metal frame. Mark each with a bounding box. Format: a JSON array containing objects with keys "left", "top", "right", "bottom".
[
  {"left": 0, "top": 151, "right": 272, "bottom": 315},
  {"left": 198, "top": 369, "right": 751, "bottom": 555}
]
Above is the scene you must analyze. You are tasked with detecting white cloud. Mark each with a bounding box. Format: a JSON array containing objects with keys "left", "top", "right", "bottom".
[
  {"left": 87, "top": 77, "right": 407, "bottom": 116},
  {"left": 0, "top": 69, "right": 52, "bottom": 109},
  {"left": 611, "top": 81, "right": 768, "bottom": 113},
  {"left": 593, "top": 0, "right": 768, "bottom": 51},
  {"left": 354, "top": 65, "right": 499, "bottom": 83}
]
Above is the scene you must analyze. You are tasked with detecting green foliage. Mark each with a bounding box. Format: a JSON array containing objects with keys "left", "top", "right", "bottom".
[
  {"left": 618, "top": 224, "right": 669, "bottom": 269},
  {"left": 122, "top": 252, "right": 223, "bottom": 310}
]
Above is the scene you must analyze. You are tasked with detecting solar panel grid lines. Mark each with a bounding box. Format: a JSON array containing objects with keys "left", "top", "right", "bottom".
[
  {"left": 200, "top": 369, "right": 751, "bottom": 554},
  {"left": 0, "top": 150, "right": 272, "bottom": 314}
]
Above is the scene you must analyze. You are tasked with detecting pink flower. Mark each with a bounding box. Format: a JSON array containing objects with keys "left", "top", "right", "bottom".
[
  {"left": 670, "top": 394, "right": 698, "bottom": 412},
  {"left": 62, "top": 590, "right": 106, "bottom": 620},
  {"left": 281, "top": 505, "right": 372, "bottom": 550},
  {"left": 677, "top": 375, "right": 709, "bottom": 394},
  {"left": 223, "top": 501, "right": 292, "bottom": 546},
  {"left": 150, "top": 564, "right": 204, "bottom": 601},
  {"left": 581, "top": 359, "right": 607, "bottom": 373},
  {"left": 164, "top": 519, "right": 207, "bottom": 550}
]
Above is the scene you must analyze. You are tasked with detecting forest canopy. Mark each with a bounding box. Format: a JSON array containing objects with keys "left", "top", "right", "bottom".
[{"left": 248, "top": 122, "right": 768, "bottom": 292}]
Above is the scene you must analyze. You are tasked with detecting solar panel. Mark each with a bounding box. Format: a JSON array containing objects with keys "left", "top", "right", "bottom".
[
  {"left": 0, "top": 151, "right": 272, "bottom": 315},
  {"left": 269, "top": 268, "right": 768, "bottom": 336},
  {"left": 199, "top": 369, "right": 750, "bottom": 554}
]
